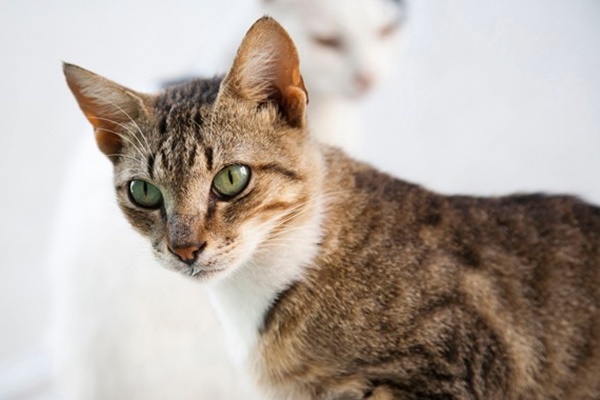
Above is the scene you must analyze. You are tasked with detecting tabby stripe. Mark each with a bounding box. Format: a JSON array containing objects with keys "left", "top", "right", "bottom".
[
  {"left": 255, "top": 163, "right": 302, "bottom": 181},
  {"left": 147, "top": 153, "right": 155, "bottom": 179},
  {"left": 157, "top": 138, "right": 171, "bottom": 171},
  {"left": 158, "top": 115, "right": 168, "bottom": 135},
  {"left": 193, "top": 109, "right": 203, "bottom": 128},
  {"left": 188, "top": 145, "right": 197, "bottom": 168},
  {"left": 205, "top": 147, "right": 213, "bottom": 171},
  {"left": 159, "top": 149, "right": 170, "bottom": 172}
]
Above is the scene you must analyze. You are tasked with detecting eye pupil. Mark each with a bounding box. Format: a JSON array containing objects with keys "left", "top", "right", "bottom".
[{"left": 228, "top": 169, "right": 234, "bottom": 184}]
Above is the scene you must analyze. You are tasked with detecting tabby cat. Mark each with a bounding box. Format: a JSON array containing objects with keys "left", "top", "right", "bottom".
[
  {"left": 54, "top": 1, "right": 404, "bottom": 398},
  {"left": 64, "top": 17, "right": 600, "bottom": 400}
]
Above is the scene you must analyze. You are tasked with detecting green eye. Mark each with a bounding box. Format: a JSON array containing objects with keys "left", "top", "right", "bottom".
[
  {"left": 212, "top": 165, "right": 251, "bottom": 199},
  {"left": 129, "top": 179, "right": 163, "bottom": 209}
]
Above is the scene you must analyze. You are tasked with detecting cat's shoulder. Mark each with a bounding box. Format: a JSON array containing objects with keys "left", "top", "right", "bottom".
[{"left": 321, "top": 145, "right": 423, "bottom": 197}]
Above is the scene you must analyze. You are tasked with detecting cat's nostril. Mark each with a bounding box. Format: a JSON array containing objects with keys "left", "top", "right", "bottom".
[
  {"left": 354, "top": 71, "right": 374, "bottom": 92},
  {"left": 168, "top": 242, "right": 206, "bottom": 265}
]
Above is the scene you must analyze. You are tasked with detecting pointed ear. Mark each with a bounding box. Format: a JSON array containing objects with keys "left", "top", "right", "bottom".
[
  {"left": 62, "top": 63, "right": 152, "bottom": 160},
  {"left": 219, "top": 16, "right": 308, "bottom": 128}
]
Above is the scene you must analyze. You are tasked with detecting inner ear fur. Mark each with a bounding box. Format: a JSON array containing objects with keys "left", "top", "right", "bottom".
[
  {"left": 220, "top": 16, "right": 308, "bottom": 128},
  {"left": 63, "top": 63, "right": 152, "bottom": 160}
]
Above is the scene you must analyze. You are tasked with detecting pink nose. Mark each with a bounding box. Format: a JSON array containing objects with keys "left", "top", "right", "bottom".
[
  {"left": 168, "top": 242, "right": 205, "bottom": 265},
  {"left": 354, "top": 71, "right": 374, "bottom": 93}
]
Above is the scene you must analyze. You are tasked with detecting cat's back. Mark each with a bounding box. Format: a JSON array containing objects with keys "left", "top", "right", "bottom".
[
  {"left": 319, "top": 147, "right": 599, "bottom": 265},
  {"left": 322, "top": 147, "right": 600, "bottom": 283},
  {"left": 259, "top": 148, "right": 600, "bottom": 399}
]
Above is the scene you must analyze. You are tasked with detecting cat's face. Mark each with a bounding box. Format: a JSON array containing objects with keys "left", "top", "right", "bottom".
[
  {"left": 64, "top": 18, "right": 323, "bottom": 282},
  {"left": 117, "top": 102, "right": 319, "bottom": 282},
  {"left": 264, "top": 0, "right": 405, "bottom": 99}
]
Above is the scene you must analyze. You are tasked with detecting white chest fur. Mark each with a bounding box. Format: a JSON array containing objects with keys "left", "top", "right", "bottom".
[
  {"left": 206, "top": 206, "right": 324, "bottom": 369},
  {"left": 207, "top": 268, "right": 276, "bottom": 367}
]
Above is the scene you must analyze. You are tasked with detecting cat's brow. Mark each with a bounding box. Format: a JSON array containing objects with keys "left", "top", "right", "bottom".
[{"left": 254, "top": 163, "right": 302, "bottom": 182}]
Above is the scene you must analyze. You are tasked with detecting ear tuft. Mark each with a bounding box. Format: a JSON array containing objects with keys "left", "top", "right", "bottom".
[
  {"left": 63, "top": 63, "right": 151, "bottom": 160},
  {"left": 220, "top": 17, "right": 308, "bottom": 127}
]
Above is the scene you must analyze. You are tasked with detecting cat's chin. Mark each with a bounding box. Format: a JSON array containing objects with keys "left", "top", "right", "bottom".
[
  {"left": 187, "top": 267, "right": 227, "bottom": 282},
  {"left": 168, "top": 263, "right": 231, "bottom": 283},
  {"left": 151, "top": 253, "right": 230, "bottom": 283}
]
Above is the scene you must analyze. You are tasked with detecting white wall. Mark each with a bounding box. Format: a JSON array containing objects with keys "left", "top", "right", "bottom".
[
  {"left": 366, "top": 0, "right": 600, "bottom": 201},
  {"left": 0, "top": 0, "right": 598, "bottom": 398}
]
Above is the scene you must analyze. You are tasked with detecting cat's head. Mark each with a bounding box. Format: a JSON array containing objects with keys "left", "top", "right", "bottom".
[
  {"left": 64, "top": 17, "right": 324, "bottom": 282},
  {"left": 263, "top": 0, "right": 405, "bottom": 99}
]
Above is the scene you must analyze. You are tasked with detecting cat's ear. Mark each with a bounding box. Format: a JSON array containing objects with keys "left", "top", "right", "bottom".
[
  {"left": 219, "top": 16, "right": 308, "bottom": 128},
  {"left": 63, "top": 63, "right": 152, "bottom": 160}
]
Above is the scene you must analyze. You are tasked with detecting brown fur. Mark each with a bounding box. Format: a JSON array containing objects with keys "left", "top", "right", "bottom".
[
  {"left": 258, "top": 150, "right": 600, "bottom": 399},
  {"left": 64, "top": 17, "right": 600, "bottom": 400}
]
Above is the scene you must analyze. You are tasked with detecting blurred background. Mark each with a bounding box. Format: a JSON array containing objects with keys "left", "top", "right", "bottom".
[{"left": 0, "top": 0, "right": 599, "bottom": 399}]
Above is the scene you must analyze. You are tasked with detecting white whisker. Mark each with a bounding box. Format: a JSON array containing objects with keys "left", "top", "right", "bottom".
[
  {"left": 100, "top": 96, "right": 152, "bottom": 155},
  {"left": 91, "top": 118, "right": 149, "bottom": 165}
]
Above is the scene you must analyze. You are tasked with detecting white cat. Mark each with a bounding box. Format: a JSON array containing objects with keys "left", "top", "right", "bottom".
[
  {"left": 264, "top": 0, "right": 405, "bottom": 156},
  {"left": 50, "top": 1, "right": 404, "bottom": 399}
]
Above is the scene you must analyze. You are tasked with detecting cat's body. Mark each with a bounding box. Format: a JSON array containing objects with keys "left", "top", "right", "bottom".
[
  {"left": 52, "top": 1, "right": 404, "bottom": 398},
  {"left": 257, "top": 148, "right": 600, "bottom": 399},
  {"left": 64, "top": 17, "right": 600, "bottom": 400}
]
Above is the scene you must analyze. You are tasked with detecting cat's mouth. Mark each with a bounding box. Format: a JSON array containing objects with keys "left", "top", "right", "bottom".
[
  {"left": 171, "top": 261, "right": 228, "bottom": 282},
  {"left": 171, "top": 257, "right": 228, "bottom": 280},
  {"left": 187, "top": 265, "right": 225, "bottom": 279}
]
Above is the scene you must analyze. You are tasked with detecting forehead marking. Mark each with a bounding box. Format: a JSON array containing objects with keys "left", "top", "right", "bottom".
[
  {"left": 205, "top": 147, "right": 214, "bottom": 171},
  {"left": 147, "top": 153, "right": 156, "bottom": 179}
]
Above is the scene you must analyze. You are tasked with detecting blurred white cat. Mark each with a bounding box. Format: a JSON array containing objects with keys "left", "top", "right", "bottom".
[
  {"left": 264, "top": 0, "right": 405, "bottom": 155},
  {"left": 50, "top": 1, "right": 405, "bottom": 399}
]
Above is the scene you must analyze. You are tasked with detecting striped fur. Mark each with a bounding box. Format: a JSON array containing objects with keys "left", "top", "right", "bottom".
[{"left": 64, "top": 17, "right": 600, "bottom": 400}]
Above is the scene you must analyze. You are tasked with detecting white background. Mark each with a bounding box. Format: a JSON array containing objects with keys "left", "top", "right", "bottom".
[{"left": 0, "top": 0, "right": 599, "bottom": 398}]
